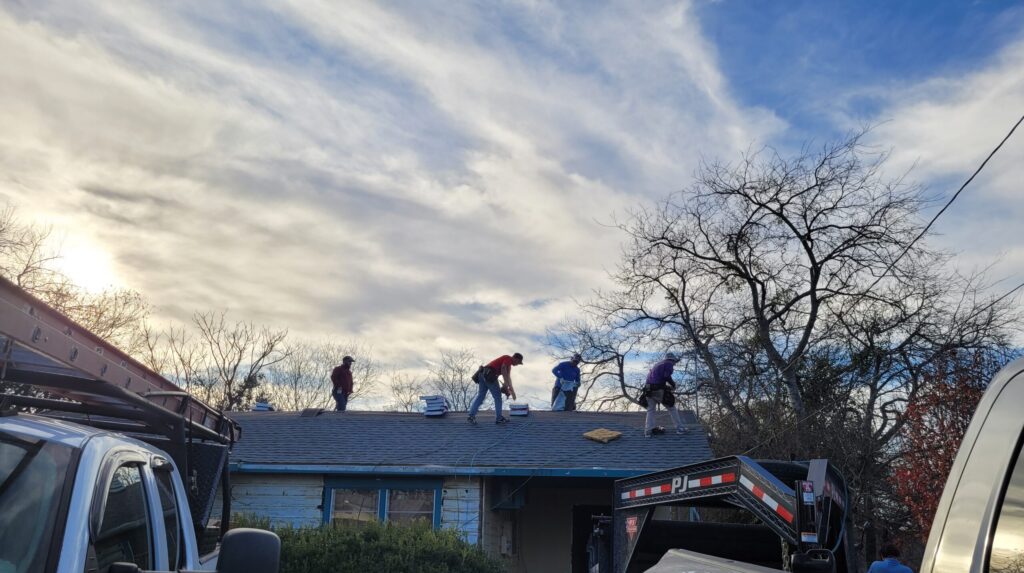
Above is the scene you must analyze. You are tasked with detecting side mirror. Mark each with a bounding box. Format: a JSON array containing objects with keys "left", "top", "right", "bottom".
[{"left": 217, "top": 528, "right": 281, "bottom": 573}]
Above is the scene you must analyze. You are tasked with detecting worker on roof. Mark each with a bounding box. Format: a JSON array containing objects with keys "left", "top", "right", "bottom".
[
  {"left": 642, "top": 352, "right": 687, "bottom": 437},
  {"left": 330, "top": 356, "right": 355, "bottom": 412},
  {"left": 551, "top": 353, "right": 583, "bottom": 411},
  {"left": 468, "top": 352, "right": 522, "bottom": 425}
]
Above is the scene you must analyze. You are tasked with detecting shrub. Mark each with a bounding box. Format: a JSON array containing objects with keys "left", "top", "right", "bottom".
[{"left": 231, "top": 515, "right": 503, "bottom": 573}]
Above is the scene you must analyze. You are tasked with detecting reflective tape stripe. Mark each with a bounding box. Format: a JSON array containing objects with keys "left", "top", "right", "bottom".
[
  {"left": 688, "top": 472, "right": 737, "bottom": 489},
  {"left": 739, "top": 475, "right": 794, "bottom": 523},
  {"left": 621, "top": 482, "right": 672, "bottom": 500}
]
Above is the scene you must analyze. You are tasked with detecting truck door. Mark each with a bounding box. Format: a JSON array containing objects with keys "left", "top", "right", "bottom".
[
  {"left": 86, "top": 453, "right": 185, "bottom": 573},
  {"left": 87, "top": 458, "right": 156, "bottom": 572}
]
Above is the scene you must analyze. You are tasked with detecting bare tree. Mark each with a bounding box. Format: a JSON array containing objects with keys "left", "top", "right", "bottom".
[
  {"left": 262, "top": 340, "right": 381, "bottom": 410},
  {"left": 547, "top": 318, "right": 647, "bottom": 411},
  {"left": 0, "top": 203, "right": 151, "bottom": 354},
  {"left": 563, "top": 132, "right": 1020, "bottom": 565},
  {"left": 426, "top": 348, "right": 478, "bottom": 411},
  {"left": 192, "top": 311, "right": 289, "bottom": 411},
  {"left": 386, "top": 371, "right": 428, "bottom": 412}
]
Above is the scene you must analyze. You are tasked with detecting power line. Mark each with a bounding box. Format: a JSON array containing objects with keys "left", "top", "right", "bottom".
[{"left": 864, "top": 112, "right": 1024, "bottom": 293}]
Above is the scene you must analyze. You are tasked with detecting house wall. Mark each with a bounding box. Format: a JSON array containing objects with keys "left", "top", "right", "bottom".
[
  {"left": 226, "top": 472, "right": 484, "bottom": 540},
  {"left": 475, "top": 478, "right": 615, "bottom": 573},
  {"left": 518, "top": 483, "right": 612, "bottom": 573},
  {"left": 441, "top": 476, "right": 482, "bottom": 545},
  {"left": 226, "top": 473, "right": 324, "bottom": 527}
]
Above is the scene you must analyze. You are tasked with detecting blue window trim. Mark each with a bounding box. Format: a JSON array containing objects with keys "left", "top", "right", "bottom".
[{"left": 322, "top": 476, "right": 443, "bottom": 528}]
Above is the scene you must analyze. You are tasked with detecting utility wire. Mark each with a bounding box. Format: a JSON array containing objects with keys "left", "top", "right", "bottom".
[
  {"left": 863, "top": 112, "right": 1024, "bottom": 294},
  {"left": 742, "top": 112, "right": 1024, "bottom": 457}
]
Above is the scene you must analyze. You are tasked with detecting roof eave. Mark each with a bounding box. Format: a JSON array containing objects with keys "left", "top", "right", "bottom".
[{"left": 230, "top": 462, "right": 652, "bottom": 478}]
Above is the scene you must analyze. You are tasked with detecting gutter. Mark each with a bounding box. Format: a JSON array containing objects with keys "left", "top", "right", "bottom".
[{"left": 230, "top": 462, "right": 649, "bottom": 478}]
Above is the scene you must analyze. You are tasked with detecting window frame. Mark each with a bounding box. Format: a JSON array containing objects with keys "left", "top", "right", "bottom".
[
  {"left": 323, "top": 477, "right": 443, "bottom": 528},
  {"left": 90, "top": 453, "right": 159, "bottom": 571}
]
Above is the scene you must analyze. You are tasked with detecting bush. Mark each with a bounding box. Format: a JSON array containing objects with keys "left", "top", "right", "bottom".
[{"left": 231, "top": 515, "right": 504, "bottom": 573}]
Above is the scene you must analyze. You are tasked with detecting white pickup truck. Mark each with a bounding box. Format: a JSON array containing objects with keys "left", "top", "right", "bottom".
[
  {"left": 0, "top": 412, "right": 278, "bottom": 573},
  {"left": 0, "top": 275, "right": 280, "bottom": 573},
  {"left": 919, "top": 355, "right": 1024, "bottom": 572}
]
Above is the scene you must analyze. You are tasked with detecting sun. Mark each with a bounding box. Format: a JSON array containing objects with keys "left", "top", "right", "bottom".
[{"left": 53, "top": 239, "right": 121, "bottom": 293}]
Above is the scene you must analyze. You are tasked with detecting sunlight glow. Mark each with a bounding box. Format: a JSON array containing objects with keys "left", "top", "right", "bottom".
[{"left": 53, "top": 239, "right": 121, "bottom": 293}]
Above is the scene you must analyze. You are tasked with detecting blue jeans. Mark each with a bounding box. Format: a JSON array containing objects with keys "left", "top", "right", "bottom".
[
  {"left": 469, "top": 380, "right": 503, "bottom": 420},
  {"left": 333, "top": 390, "right": 349, "bottom": 412}
]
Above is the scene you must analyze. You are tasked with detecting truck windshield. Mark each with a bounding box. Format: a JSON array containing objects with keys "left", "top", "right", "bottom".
[{"left": 0, "top": 432, "right": 75, "bottom": 573}]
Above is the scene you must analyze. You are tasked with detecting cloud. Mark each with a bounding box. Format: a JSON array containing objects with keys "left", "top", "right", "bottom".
[
  {"left": 862, "top": 37, "right": 1024, "bottom": 281},
  {"left": 0, "top": 1, "right": 782, "bottom": 400}
]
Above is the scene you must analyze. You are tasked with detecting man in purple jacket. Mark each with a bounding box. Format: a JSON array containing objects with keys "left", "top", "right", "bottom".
[{"left": 643, "top": 352, "right": 687, "bottom": 437}]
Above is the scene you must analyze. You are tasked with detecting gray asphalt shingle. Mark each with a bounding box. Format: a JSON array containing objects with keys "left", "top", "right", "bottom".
[{"left": 229, "top": 409, "right": 713, "bottom": 472}]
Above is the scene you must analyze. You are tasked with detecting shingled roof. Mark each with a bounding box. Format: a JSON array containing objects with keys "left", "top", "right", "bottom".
[{"left": 229, "top": 409, "right": 714, "bottom": 477}]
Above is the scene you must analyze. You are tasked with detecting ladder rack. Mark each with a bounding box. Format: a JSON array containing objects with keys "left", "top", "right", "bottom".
[{"left": 0, "top": 275, "right": 238, "bottom": 445}]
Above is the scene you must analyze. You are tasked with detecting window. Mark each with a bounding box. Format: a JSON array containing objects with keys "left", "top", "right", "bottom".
[
  {"left": 387, "top": 489, "right": 434, "bottom": 525},
  {"left": 154, "top": 467, "right": 181, "bottom": 570},
  {"left": 326, "top": 478, "right": 441, "bottom": 528},
  {"left": 0, "top": 434, "right": 75, "bottom": 573},
  {"left": 990, "top": 439, "right": 1024, "bottom": 572},
  {"left": 94, "top": 464, "right": 152, "bottom": 572},
  {"left": 332, "top": 488, "right": 381, "bottom": 526}
]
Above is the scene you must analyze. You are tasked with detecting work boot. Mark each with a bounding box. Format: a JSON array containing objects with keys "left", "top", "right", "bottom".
[
  {"left": 495, "top": 416, "right": 510, "bottom": 425},
  {"left": 644, "top": 429, "right": 654, "bottom": 438},
  {"left": 467, "top": 415, "right": 476, "bottom": 424},
  {"left": 651, "top": 426, "right": 666, "bottom": 435},
  {"left": 676, "top": 427, "right": 690, "bottom": 435}
]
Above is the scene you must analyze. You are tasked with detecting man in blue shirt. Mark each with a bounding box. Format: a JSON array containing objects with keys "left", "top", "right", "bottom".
[
  {"left": 551, "top": 353, "right": 582, "bottom": 411},
  {"left": 867, "top": 545, "right": 913, "bottom": 573},
  {"left": 643, "top": 352, "right": 686, "bottom": 437}
]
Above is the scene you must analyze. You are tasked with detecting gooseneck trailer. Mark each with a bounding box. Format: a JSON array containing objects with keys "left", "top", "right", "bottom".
[{"left": 590, "top": 455, "right": 853, "bottom": 573}]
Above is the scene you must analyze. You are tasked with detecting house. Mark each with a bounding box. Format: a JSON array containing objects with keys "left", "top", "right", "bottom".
[{"left": 226, "top": 409, "right": 713, "bottom": 573}]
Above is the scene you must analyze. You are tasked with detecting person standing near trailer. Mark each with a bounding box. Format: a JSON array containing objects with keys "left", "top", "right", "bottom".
[
  {"left": 330, "top": 355, "right": 355, "bottom": 411},
  {"left": 642, "top": 352, "right": 687, "bottom": 437},
  {"left": 468, "top": 352, "right": 522, "bottom": 424},
  {"left": 551, "top": 353, "right": 583, "bottom": 411}
]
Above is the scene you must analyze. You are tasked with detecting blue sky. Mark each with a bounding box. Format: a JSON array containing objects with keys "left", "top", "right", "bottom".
[{"left": 1, "top": 0, "right": 1022, "bottom": 403}]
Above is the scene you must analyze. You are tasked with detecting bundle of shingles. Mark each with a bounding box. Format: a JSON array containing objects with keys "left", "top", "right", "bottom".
[
  {"left": 420, "top": 395, "right": 450, "bottom": 417},
  {"left": 508, "top": 403, "right": 529, "bottom": 417}
]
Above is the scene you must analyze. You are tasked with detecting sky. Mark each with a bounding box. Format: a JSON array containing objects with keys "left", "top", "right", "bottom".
[{"left": 1, "top": 0, "right": 1023, "bottom": 404}]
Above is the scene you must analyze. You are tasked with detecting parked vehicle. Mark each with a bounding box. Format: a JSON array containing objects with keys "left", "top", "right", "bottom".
[
  {"left": 919, "top": 355, "right": 1024, "bottom": 573},
  {"left": 599, "top": 355, "right": 1024, "bottom": 573},
  {"left": 589, "top": 455, "right": 851, "bottom": 573},
  {"left": 0, "top": 275, "right": 280, "bottom": 573}
]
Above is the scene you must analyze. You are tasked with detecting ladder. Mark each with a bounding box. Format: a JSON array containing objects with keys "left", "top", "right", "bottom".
[{"left": 0, "top": 275, "right": 238, "bottom": 445}]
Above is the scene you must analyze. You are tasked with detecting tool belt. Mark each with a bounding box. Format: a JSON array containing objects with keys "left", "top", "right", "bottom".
[
  {"left": 473, "top": 366, "right": 499, "bottom": 385},
  {"left": 640, "top": 385, "right": 675, "bottom": 408}
]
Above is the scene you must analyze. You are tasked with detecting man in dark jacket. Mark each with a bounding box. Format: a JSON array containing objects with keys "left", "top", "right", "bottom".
[
  {"left": 330, "top": 356, "right": 355, "bottom": 411},
  {"left": 643, "top": 352, "right": 686, "bottom": 437}
]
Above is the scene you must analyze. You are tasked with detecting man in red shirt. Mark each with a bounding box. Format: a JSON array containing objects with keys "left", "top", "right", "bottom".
[
  {"left": 468, "top": 352, "right": 522, "bottom": 424},
  {"left": 330, "top": 356, "right": 355, "bottom": 411}
]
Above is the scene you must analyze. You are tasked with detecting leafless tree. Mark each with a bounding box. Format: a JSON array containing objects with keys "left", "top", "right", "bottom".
[
  {"left": 426, "top": 348, "right": 478, "bottom": 411},
  {"left": 262, "top": 340, "right": 381, "bottom": 410},
  {"left": 561, "top": 131, "right": 1021, "bottom": 565},
  {"left": 0, "top": 203, "right": 151, "bottom": 355},
  {"left": 386, "top": 370, "right": 428, "bottom": 412},
  {"left": 192, "top": 311, "right": 289, "bottom": 411},
  {"left": 547, "top": 318, "right": 647, "bottom": 411}
]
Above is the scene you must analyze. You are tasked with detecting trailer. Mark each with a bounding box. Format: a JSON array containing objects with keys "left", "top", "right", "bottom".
[{"left": 589, "top": 455, "right": 853, "bottom": 573}]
